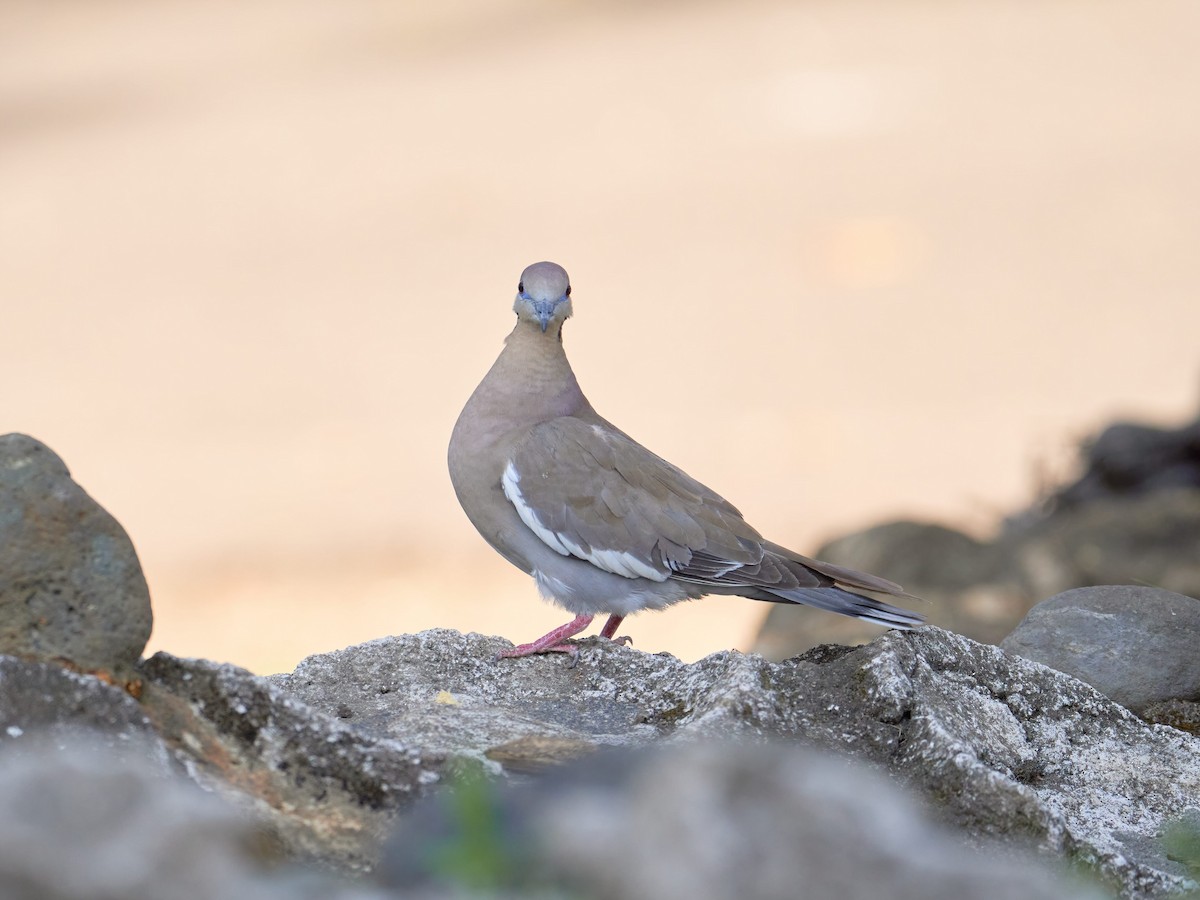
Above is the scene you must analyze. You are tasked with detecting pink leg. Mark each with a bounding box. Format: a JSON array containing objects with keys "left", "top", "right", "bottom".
[
  {"left": 600, "top": 614, "right": 632, "bottom": 645},
  {"left": 498, "top": 614, "right": 594, "bottom": 661}
]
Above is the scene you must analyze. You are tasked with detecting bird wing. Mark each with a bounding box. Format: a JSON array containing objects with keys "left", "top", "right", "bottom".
[
  {"left": 500, "top": 416, "right": 921, "bottom": 628},
  {"left": 501, "top": 417, "right": 764, "bottom": 582}
]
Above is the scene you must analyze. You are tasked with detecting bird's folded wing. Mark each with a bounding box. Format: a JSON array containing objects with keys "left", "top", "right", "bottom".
[{"left": 502, "top": 417, "right": 764, "bottom": 581}]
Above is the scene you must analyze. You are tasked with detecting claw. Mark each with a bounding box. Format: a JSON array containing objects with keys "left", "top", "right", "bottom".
[
  {"left": 497, "top": 613, "right": 632, "bottom": 664},
  {"left": 599, "top": 614, "right": 626, "bottom": 642},
  {"left": 496, "top": 615, "right": 594, "bottom": 661},
  {"left": 496, "top": 641, "right": 579, "bottom": 663}
]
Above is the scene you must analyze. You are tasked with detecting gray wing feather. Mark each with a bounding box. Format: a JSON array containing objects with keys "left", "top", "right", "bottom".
[
  {"left": 506, "top": 418, "right": 921, "bottom": 628},
  {"left": 507, "top": 418, "right": 762, "bottom": 579}
]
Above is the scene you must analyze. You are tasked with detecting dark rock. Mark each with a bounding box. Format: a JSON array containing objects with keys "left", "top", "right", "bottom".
[
  {"left": 1001, "top": 586, "right": 1200, "bottom": 714},
  {"left": 275, "top": 626, "right": 1200, "bottom": 898},
  {"left": 1143, "top": 699, "right": 1200, "bottom": 737},
  {"left": 139, "top": 652, "right": 444, "bottom": 874},
  {"left": 0, "top": 735, "right": 390, "bottom": 900},
  {"left": 1047, "top": 417, "right": 1200, "bottom": 512},
  {"left": 380, "top": 742, "right": 1107, "bottom": 900},
  {"left": 0, "top": 433, "right": 152, "bottom": 678},
  {"left": 0, "top": 653, "right": 163, "bottom": 755},
  {"left": 812, "top": 521, "right": 1007, "bottom": 589},
  {"left": 755, "top": 489, "right": 1200, "bottom": 660},
  {"left": 0, "top": 651, "right": 426, "bottom": 891},
  {"left": 1, "top": 621, "right": 1195, "bottom": 898},
  {"left": 755, "top": 404, "right": 1200, "bottom": 661},
  {"left": 1012, "top": 489, "right": 1200, "bottom": 602},
  {"left": 753, "top": 521, "right": 1025, "bottom": 656}
]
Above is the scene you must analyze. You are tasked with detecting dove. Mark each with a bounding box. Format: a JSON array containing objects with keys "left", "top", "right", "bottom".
[{"left": 448, "top": 262, "right": 921, "bottom": 659}]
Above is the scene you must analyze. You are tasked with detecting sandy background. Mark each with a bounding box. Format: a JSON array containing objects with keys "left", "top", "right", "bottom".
[{"left": 3, "top": 0, "right": 1198, "bottom": 674}]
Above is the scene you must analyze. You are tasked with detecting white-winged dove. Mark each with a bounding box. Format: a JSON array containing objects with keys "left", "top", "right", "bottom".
[{"left": 449, "top": 261, "right": 923, "bottom": 660}]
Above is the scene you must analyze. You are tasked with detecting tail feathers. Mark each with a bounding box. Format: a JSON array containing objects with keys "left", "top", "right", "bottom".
[
  {"left": 772, "top": 544, "right": 907, "bottom": 597},
  {"left": 772, "top": 585, "right": 925, "bottom": 630}
]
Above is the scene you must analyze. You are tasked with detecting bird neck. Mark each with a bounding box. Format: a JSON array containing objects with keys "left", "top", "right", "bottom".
[{"left": 485, "top": 320, "right": 589, "bottom": 421}]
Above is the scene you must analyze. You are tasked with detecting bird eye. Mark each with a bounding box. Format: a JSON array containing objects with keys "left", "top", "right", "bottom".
[
  {"left": 565, "top": 285, "right": 572, "bottom": 297},
  {"left": 518, "top": 281, "right": 524, "bottom": 293}
]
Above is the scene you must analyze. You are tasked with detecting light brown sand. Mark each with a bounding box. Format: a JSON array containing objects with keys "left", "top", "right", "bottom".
[{"left": 3, "top": 0, "right": 1198, "bottom": 672}]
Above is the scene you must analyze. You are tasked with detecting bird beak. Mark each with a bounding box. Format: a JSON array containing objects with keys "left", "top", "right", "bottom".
[{"left": 529, "top": 298, "right": 563, "bottom": 333}]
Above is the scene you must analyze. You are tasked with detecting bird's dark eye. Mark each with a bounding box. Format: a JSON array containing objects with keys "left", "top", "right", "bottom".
[
  {"left": 565, "top": 285, "right": 572, "bottom": 297},
  {"left": 518, "top": 282, "right": 524, "bottom": 293}
]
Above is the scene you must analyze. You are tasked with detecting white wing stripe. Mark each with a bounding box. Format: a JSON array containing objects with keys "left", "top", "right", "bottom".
[
  {"left": 502, "top": 461, "right": 571, "bottom": 556},
  {"left": 502, "top": 460, "right": 668, "bottom": 582},
  {"left": 590, "top": 546, "right": 665, "bottom": 581}
]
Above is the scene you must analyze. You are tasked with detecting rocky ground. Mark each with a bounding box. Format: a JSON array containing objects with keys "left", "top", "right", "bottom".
[
  {"left": 754, "top": 410, "right": 1200, "bottom": 658},
  {"left": 1, "top": 429, "right": 1199, "bottom": 899}
]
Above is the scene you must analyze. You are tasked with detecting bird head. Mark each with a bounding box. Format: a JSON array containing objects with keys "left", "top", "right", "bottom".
[{"left": 513, "top": 261, "right": 573, "bottom": 333}]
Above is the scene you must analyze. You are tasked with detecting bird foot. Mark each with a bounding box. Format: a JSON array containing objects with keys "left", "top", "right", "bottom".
[
  {"left": 495, "top": 614, "right": 632, "bottom": 666},
  {"left": 495, "top": 641, "right": 580, "bottom": 664},
  {"left": 495, "top": 614, "right": 593, "bottom": 665}
]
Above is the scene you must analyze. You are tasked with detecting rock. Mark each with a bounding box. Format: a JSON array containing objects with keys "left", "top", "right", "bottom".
[
  {"left": 535, "top": 744, "right": 1103, "bottom": 900},
  {"left": 0, "top": 734, "right": 390, "bottom": 900},
  {"left": 1001, "top": 586, "right": 1200, "bottom": 714},
  {"left": 1012, "top": 489, "right": 1200, "bottom": 602},
  {"left": 1047, "top": 416, "right": 1200, "bottom": 512},
  {"left": 0, "top": 433, "right": 152, "bottom": 678},
  {"left": 0, "top": 654, "right": 163, "bottom": 756},
  {"left": 813, "top": 521, "right": 1008, "bottom": 589},
  {"left": 270, "top": 631, "right": 667, "bottom": 757},
  {"left": 754, "top": 488, "right": 1200, "bottom": 660},
  {"left": 1161, "top": 809, "right": 1200, "bottom": 883},
  {"left": 275, "top": 627, "right": 1200, "bottom": 898},
  {"left": 1143, "top": 700, "right": 1200, "bottom": 737},
  {"left": 0, "top": 650, "right": 436, "bottom": 887},
  {"left": 753, "top": 521, "right": 1023, "bottom": 656},
  {"left": 378, "top": 742, "right": 1106, "bottom": 900},
  {"left": 754, "top": 405, "right": 1200, "bottom": 661},
  {"left": 138, "top": 652, "right": 444, "bottom": 873},
  {"left": 1, "top": 623, "right": 1196, "bottom": 898}
]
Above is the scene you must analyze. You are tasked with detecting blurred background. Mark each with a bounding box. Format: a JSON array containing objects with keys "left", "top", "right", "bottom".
[{"left": 3, "top": 0, "right": 1198, "bottom": 674}]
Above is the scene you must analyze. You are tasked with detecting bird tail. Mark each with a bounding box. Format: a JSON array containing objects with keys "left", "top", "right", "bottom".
[
  {"left": 768, "top": 584, "right": 925, "bottom": 630},
  {"left": 757, "top": 543, "right": 924, "bottom": 627}
]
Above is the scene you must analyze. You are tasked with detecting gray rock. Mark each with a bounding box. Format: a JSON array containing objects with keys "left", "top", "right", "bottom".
[
  {"left": 0, "top": 653, "right": 163, "bottom": 756},
  {"left": 813, "top": 521, "right": 1008, "bottom": 590},
  {"left": 0, "top": 651, "right": 429, "bottom": 892},
  {"left": 380, "top": 742, "right": 1106, "bottom": 900},
  {"left": 1046, "top": 417, "right": 1200, "bottom": 512},
  {"left": 752, "top": 408, "right": 1200, "bottom": 662},
  {"left": 1001, "top": 586, "right": 1200, "bottom": 714},
  {"left": 0, "top": 734, "right": 390, "bottom": 900},
  {"left": 139, "top": 651, "right": 444, "bottom": 873},
  {"left": 276, "top": 626, "right": 1200, "bottom": 898},
  {"left": 1012, "top": 489, "right": 1200, "bottom": 602},
  {"left": 755, "top": 488, "right": 1200, "bottom": 660},
  {"left": 754, "top": 521, "right": 1023, "bottom": 656},
  {"left": 271, "top": 631, "right": 675, "bottom": 757},
  {"left": 0, "top": 622, "right": 1195, "bottom": 899},
  {"left": 1143, "top": 699, "right": 1200, "bottom": 737},
  {"left": 0, "top": 433, "right": 152, "bottom": 678}
]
